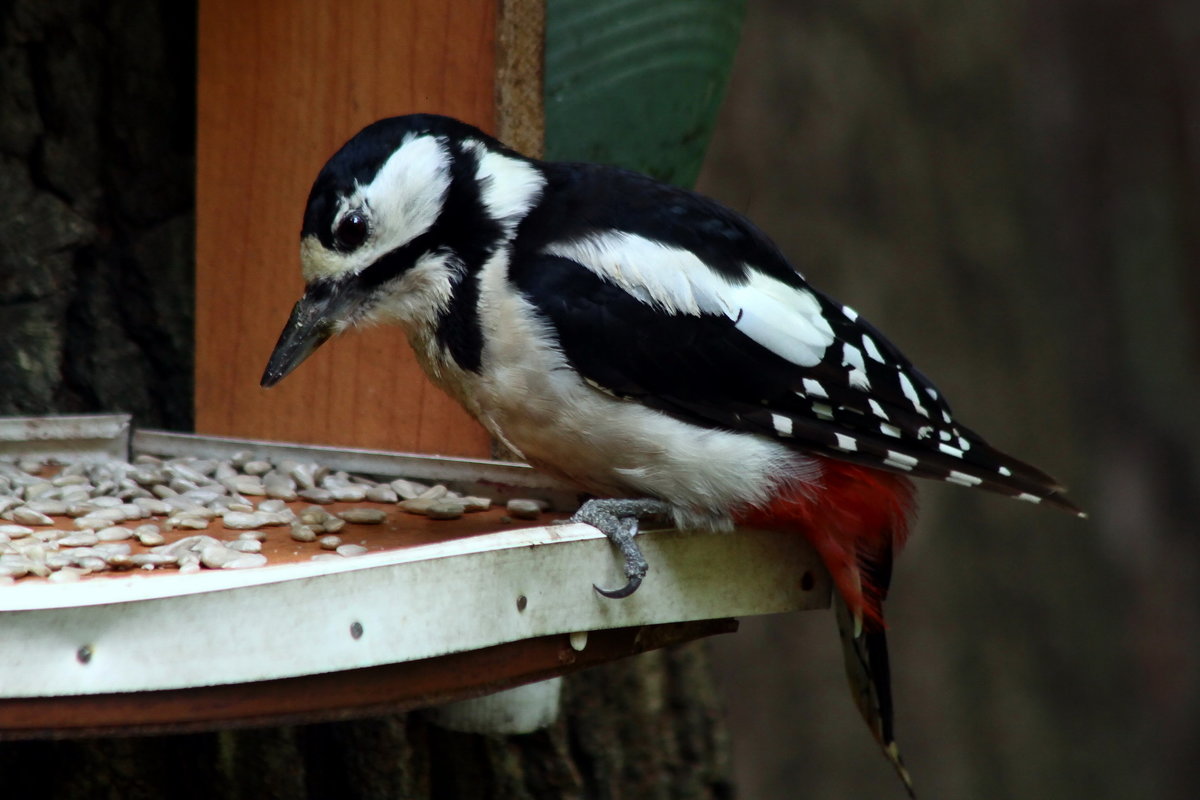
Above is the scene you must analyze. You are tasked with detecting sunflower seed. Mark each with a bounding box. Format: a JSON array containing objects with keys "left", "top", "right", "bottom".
[
  {"left": 94, "top": 542, "right": 132, "bottom": 558},
  {"left": 263, "top": 472, "right": 298, "bottom": 501},
  {"left": 48, "top": 567, "right": 85, "bottom": 583},
  {"left": 182, "top": 488, "right": 224, "bottom": 506},
  {"left": 320, "top": 471, "right": 351, "bottom": 490},
  {"left": 24, "top": 482, "right": 57, "bottom": 501},
  {"left": 399, "top": 498, "right": 436, "bottom": 515},
  {"left": 338, "top": 507, "right": 387, "bottom": 524},
  {"left": 318, "top": 535, "right": 342, "bottom": 550},
  {"left": 417, "top": 484, "right": 449, "bottom": 501},
  {"left": 131, "top": 553, "right": 178, "bottom": 567},
  {"left": 365, "top": 485, "right": 399, "bottom": 503},
  {"left": 505, "top": 499, "right": 544, "bottom": 520},
  {"left": 10, "top": 508, "right": 54, "bottom": 526},
  {"left": 97, "top": 526, "right": 133, "bottom": 542},
  {"left": 58, "top": 531, "right": 99, "bottom": 547},
  {"left": 77, "top": 556, "right": 109, "bottom": 572},
  {"left": 461, "top": 496, "right": 492, "bottom": 512},
  {"left": 52, "top": 473, "right": 91, "bottom": 487},
  {"left": 60, "top": 486, "right": 92, "bottom": 504},
  {"left": 31, "top": 528, "right": 65, "bottom": 542},
  {"left": 389, "top": 478, "right": 430, "bottom": 500},
  {"left": 200, "top": 544, "right": 239, "bottom": 568},
  {"left": 130, "top": 467, "right": 164, "bottom": 486},
  {"left": 299, "top": 507, "right": 332, "bottom": 526},
  {"left": 117, "top": 502, "right": 146, "bottom": 520},
  {"left": 290, "top": 463, "right": 318, "bottom": 489},
  {"left": 290, "top": 524, "right": 317, "bottom": 542},
  {"left": 166, "top": 514, "right": 211, "bottom": 531},
  {"left": 133, "top": 524, "right": 165, "bottom": 546},
  {"left": 230, "top": 475, "right": 266, "bottom": 496},
  {"left": 331, "top": 485, "right": 367, "bottom": 502},
  {"left": 26, "top": 499, "right": 68, "bottom": 516},
  {"left": 298, "top": 487, "right": 334, "bottom": 504},
  {"left": 86, "top": 507, "right": 130, "bottom": 523},
  {"left": 336, "top": 543, "right": 368, "bottom": 557},
  {"left": 426, "top": 500, "right": 466, "bottom": 520},
  {"left": 222, "top": 511, "right": 268, "bottom": 530}
]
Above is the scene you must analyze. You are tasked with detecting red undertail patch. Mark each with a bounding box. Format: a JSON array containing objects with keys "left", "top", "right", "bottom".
[{"left": 734, "top": 459, "right": 916, "bottom": 631}]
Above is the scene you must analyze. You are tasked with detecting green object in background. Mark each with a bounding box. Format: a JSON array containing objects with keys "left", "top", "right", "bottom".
[{"left": 544, "top": 0, "right": 745, "bottom": 189}]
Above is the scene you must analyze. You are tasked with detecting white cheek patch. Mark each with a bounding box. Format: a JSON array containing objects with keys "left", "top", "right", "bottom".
[
  {"left": 360, "top": 135, "right": 452, "bottom": 255},
  {"left": 302, "top": 134, "right": 454, "bottom": 285}
]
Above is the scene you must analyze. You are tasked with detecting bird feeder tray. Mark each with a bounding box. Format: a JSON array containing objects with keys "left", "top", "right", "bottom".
[{"left": 0, "top": 419, "right": 830, "bottom": 739}]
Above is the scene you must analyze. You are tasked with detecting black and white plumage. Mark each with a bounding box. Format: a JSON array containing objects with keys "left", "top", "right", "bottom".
[
  {"left": 261, "top": 114, "right": 1081, "bottom": 795},
  {"left": 264, "top": 113, "right": 1077, "bottom": 518}
]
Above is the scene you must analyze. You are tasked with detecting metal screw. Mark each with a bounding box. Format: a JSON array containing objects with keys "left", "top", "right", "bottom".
[
  {"left": 516, "top": 595, "right": 528, "bottom": 612},
  {"left": 76, "top": 645, "right": 93, "bottom": 664},
  {"left": 350, "top": 621, "right": 364, "bottom": 639}
]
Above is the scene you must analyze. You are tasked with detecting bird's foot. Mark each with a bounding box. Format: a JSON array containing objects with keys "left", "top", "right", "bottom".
[{"left": 570, "top": 498, "right": 669, "bottom": 599}]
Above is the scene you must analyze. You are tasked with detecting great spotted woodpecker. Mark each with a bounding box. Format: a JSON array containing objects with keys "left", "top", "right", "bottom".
[{"left": 262, "top": 114, "right": 1082, "bottom": 795}]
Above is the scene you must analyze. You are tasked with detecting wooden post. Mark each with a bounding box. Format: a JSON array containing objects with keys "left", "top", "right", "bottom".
[{"left": 195, "top": 0, "right": 499, "bottom": 457}]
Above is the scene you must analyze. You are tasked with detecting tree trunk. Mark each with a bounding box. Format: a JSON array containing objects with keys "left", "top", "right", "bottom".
[
  {"left": 0, "top": 2, "right": 733, "bottom": 797},
  {"left": 0, "top": 646, "right": 732, "bottom": 800}
]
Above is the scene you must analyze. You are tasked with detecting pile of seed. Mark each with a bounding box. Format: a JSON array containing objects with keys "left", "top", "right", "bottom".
[{"left": 0, "top": 451, "right": 541, "bottom": 585}]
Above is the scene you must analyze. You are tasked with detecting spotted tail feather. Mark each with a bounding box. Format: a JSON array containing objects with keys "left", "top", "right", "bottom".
[{"left": 735, "top": 459, "right": 917, "bottom": 794}]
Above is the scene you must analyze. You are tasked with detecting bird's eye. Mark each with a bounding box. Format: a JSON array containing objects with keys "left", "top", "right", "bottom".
[{"left": 334, "top": 212, "right": 368, "bottom": 251}]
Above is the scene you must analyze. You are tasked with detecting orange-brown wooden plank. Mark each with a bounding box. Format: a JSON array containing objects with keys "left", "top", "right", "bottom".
[{"left": 196, "top": 0, "right": 496, "bottom": 457}]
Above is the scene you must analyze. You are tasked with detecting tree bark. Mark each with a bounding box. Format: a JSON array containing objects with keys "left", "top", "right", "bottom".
[
  {"left": 0, "top": 2, "right": 734, "bottom": 798},
  {"left": 0, "top": 647, "right": 732, "bottom": 800}
]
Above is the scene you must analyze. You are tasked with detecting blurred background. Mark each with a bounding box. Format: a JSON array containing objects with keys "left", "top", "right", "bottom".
[
  {"left": 1, "top": 1, "right": 1196, "bottom": 798},
  {"left": 698, "top": 2, "right": 1199, "bottom": 798}
]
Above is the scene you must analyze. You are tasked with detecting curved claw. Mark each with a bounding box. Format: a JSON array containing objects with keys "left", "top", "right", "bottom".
[
  {"left": 593, "top": 573, "right": 643, "bottom": 599},
  {"left": 573, "top": 498, "right": 663, "bottom": 600}
]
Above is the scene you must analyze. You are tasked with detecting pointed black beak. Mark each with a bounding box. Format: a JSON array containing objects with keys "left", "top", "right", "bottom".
[{"left": 260, "top": 280, "right": 361, "bottom": 388}]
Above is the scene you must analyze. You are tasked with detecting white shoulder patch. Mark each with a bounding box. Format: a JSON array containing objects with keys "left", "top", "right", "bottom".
[
  {"left": 544, "top": 232, "right": 835, "bottom": 367},
  {"left": 466, "top": 142, "right": 544, "bottom": 231},
  {"left": 728, "top": 270, "right": 834, "bottom": 367},
  {"left": 545, "top": 232, "right": 720, "bottom": 315}
]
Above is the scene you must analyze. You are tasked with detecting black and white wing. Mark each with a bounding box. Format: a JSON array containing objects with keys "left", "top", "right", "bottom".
[{"left": 510, "top": 163, "right": 1080, "bottom": 514}]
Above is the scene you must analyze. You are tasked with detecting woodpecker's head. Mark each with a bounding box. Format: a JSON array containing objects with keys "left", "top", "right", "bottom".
[{"left": 261, "top": 114, "right": 544, "bottom": 387}]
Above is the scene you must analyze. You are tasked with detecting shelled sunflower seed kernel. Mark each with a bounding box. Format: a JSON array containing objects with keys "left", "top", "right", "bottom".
[{"left": 0, "top": 452, "right": 511, "bottom": 583}]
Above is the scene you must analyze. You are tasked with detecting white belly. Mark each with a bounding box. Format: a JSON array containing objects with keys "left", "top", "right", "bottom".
[{"left": 414, "top": 269, "right": 820, "bottom": 530}]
